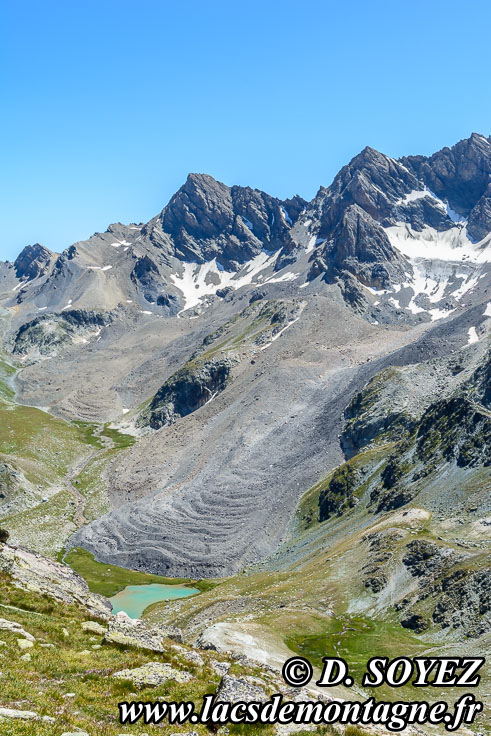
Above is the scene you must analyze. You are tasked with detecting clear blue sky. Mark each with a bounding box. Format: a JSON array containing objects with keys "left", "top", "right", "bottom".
[{"left": 1, "top": 0, "right": 490, "bottom": 260}]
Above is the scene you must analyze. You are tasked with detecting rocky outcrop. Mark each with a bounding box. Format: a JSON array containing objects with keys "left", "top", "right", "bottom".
[
  {"left": 342, "top": 376, "right": 414, "bottom": 458},
  {"left": 156, "top": 173, "right": 298, "bottom": 269},
  {"left": 432, "top": 568, "right": 490, "bottom": 637},
  {"left": 467, "top": 181, "right": 491, "bottom": 241},
  {"left": 402, "top": 540, "right": 444, "bottom": 577},
  {"left": 140, "top": 357, "right": 236, "bottom": 430},
  {"left": 401, "top": 132, "right": 491, "bottom": 236},
  {"left": 0, "top": 616, "right": 35, "bottom": 640},
  {"left": 104, "top": 613, "right": 182, "bottom": 651},
  {"left": 0, "top": 543, "right": 111, "bottom": 618},
  {"left": 215, "top": 674, "right": 268, "bottom": 704},
  {"left": 112, "top": 661, "right": 192, "bottom": 686},
  {"left": 0, "top": 462, "right": 24, "bottom": 501},
  {"left": 130, "top": 255, "right": 164, "bottom": 303},
  {"left": 395, "top": 540, "right": 490, "bottom": 639},
  {"left": 14, "top": 243, "right": 54, "bottom": 281},
  {"left": 13, "top": 309, "right": 112, "bottom": 357},
  {"left": 322, "top": 205, "right": 408, "bottom": 289},
  {"left": 361, "top": 530, "right": 404, "bottom": 593},
  {"left": 416, "top": 396, "right": 491, "bottom": 469},
  {"left": 318, "top": 464, "right": 358, "bottom": 521},
  {"left": 400, "top": 613, "right": 428, "bottom": 633}
]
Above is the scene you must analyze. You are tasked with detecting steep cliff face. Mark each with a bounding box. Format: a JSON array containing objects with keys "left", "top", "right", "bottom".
[
  {"left": 140, "top": 357, "right": 236, "bottom": 429},
  {"left": 401, "top": 132, "right": 491, "bottom": 234},
  {"left": 157, "top": 173, "right": 300, "bottom": 269},
  {"left": 14, "top": 243, "right": 54, "bottom": 281}
]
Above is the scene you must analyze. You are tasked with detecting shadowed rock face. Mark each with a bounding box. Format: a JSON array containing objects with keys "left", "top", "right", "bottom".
[
  {"left": 401, "top": 133, "right": 491, "bottom": 222},
  {"left": 322, "top": 204, "right": 408, "bottom": 289},
  {"left": 140, "top": 358, "right": 236, "bottom": 429},
  {"left": 14, "top": 244, "right": 53, "bottom": 281},
  {"left": 467, "top": 182, "right": 491, "bottom": 242},
  {"left": 130, "top": 255, "right": 163, "bottom": 302},
  {"left": 159, "top": 173, "right": 299, "bottom": 268}
]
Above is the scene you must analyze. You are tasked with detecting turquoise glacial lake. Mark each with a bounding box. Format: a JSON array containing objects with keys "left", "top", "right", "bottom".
[{"left": 109, "top": 583, "right": 199, "bottom": 618}]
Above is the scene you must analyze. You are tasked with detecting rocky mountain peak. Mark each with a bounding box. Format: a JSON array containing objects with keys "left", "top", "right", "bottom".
[
  {"left": 159, "top": 173, "right": 235, "bottom": 260},
  {"left": 14, "top": 243, "right": 54, "bottom": 281},
  {"left": 157, "top": 172, "right": 295, "bottom": 268},
  {"left": 401, "top": 132, "right": 491, "bottom": 218},
  {"left": 2, "top": 133, "right": 490, "bottom": 321}
]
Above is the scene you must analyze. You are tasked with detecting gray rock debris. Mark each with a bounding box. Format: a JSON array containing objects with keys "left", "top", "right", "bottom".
[{"left": 210, "top": 659, "right": 231, "bottom": 676}]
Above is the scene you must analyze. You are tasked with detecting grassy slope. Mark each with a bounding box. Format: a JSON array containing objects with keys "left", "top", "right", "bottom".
[
  {"left": 0, "top": 574, "right": 271, "bottom": 736},
  {"left": 0, "top": 574, "right": 376, "bottom": 736},
  {"left": 0, "top": 345, "right": 136, "bottom": 556},
  {"left": 64, "top": 547, "right": 213, "bottom": 597}
]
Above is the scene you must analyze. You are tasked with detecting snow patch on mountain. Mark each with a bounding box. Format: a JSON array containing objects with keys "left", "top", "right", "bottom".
[
  {"left": 170, "top": 251, "right": 280, "bottom": 312},
  {"left": 385, "top": 223, "right": 490, "bottom": 264},
  {"left": 397, "top": 188, "right": 466, "bottom": 224},
  {"left": 468, "top": 326, "right": 479, "bottom": 344},
  {"left": 397, "top": 188, "right": 433, "bottom": 205},
  {"left": 381, "top": 223, "right": 490, "bottom": 321},
  {"left": 281, "top": 207, "right": 292, "bottom": 225}
]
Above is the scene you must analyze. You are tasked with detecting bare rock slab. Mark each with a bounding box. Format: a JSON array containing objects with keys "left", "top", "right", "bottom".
[{"left": 112, "top": 661, "right": 192, "bottom": 687}]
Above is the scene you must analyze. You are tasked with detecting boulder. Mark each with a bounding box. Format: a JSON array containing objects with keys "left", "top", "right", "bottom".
[
  {"left": 81, "top": 621, "right": 107, "bottom": 636},
  {"left": 215, "top": 674, "right": 267, "bottom": 704},
  {"left": 104, "top": 618, "right": 164, "bottom": 652},
  {"left": 210, "top": 659, "right": 231, "bottom": 676},
  {"left": 0, "top": 618, "right": 35, "bottom": 641},
  {"left": 0, "top": 707, "right": 38, "bottom": 720},
  {"left": 112, "top": 661, "right": 192, "bottom": 687}
]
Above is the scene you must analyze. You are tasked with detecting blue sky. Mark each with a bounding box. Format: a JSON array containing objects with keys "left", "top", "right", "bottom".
[{"left": 1, "top": 0, "right": 490, "bottom": 260}]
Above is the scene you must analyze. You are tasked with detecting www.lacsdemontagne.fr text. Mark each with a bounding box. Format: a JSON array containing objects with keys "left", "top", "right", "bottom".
[{"left": 119, "top": 692, "right": 483, "bottom": 732}]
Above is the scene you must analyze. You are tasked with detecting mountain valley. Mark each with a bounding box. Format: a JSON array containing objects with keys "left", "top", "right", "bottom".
[{"left": 0, "top": 133, "right": 490, "bottom": 734}]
